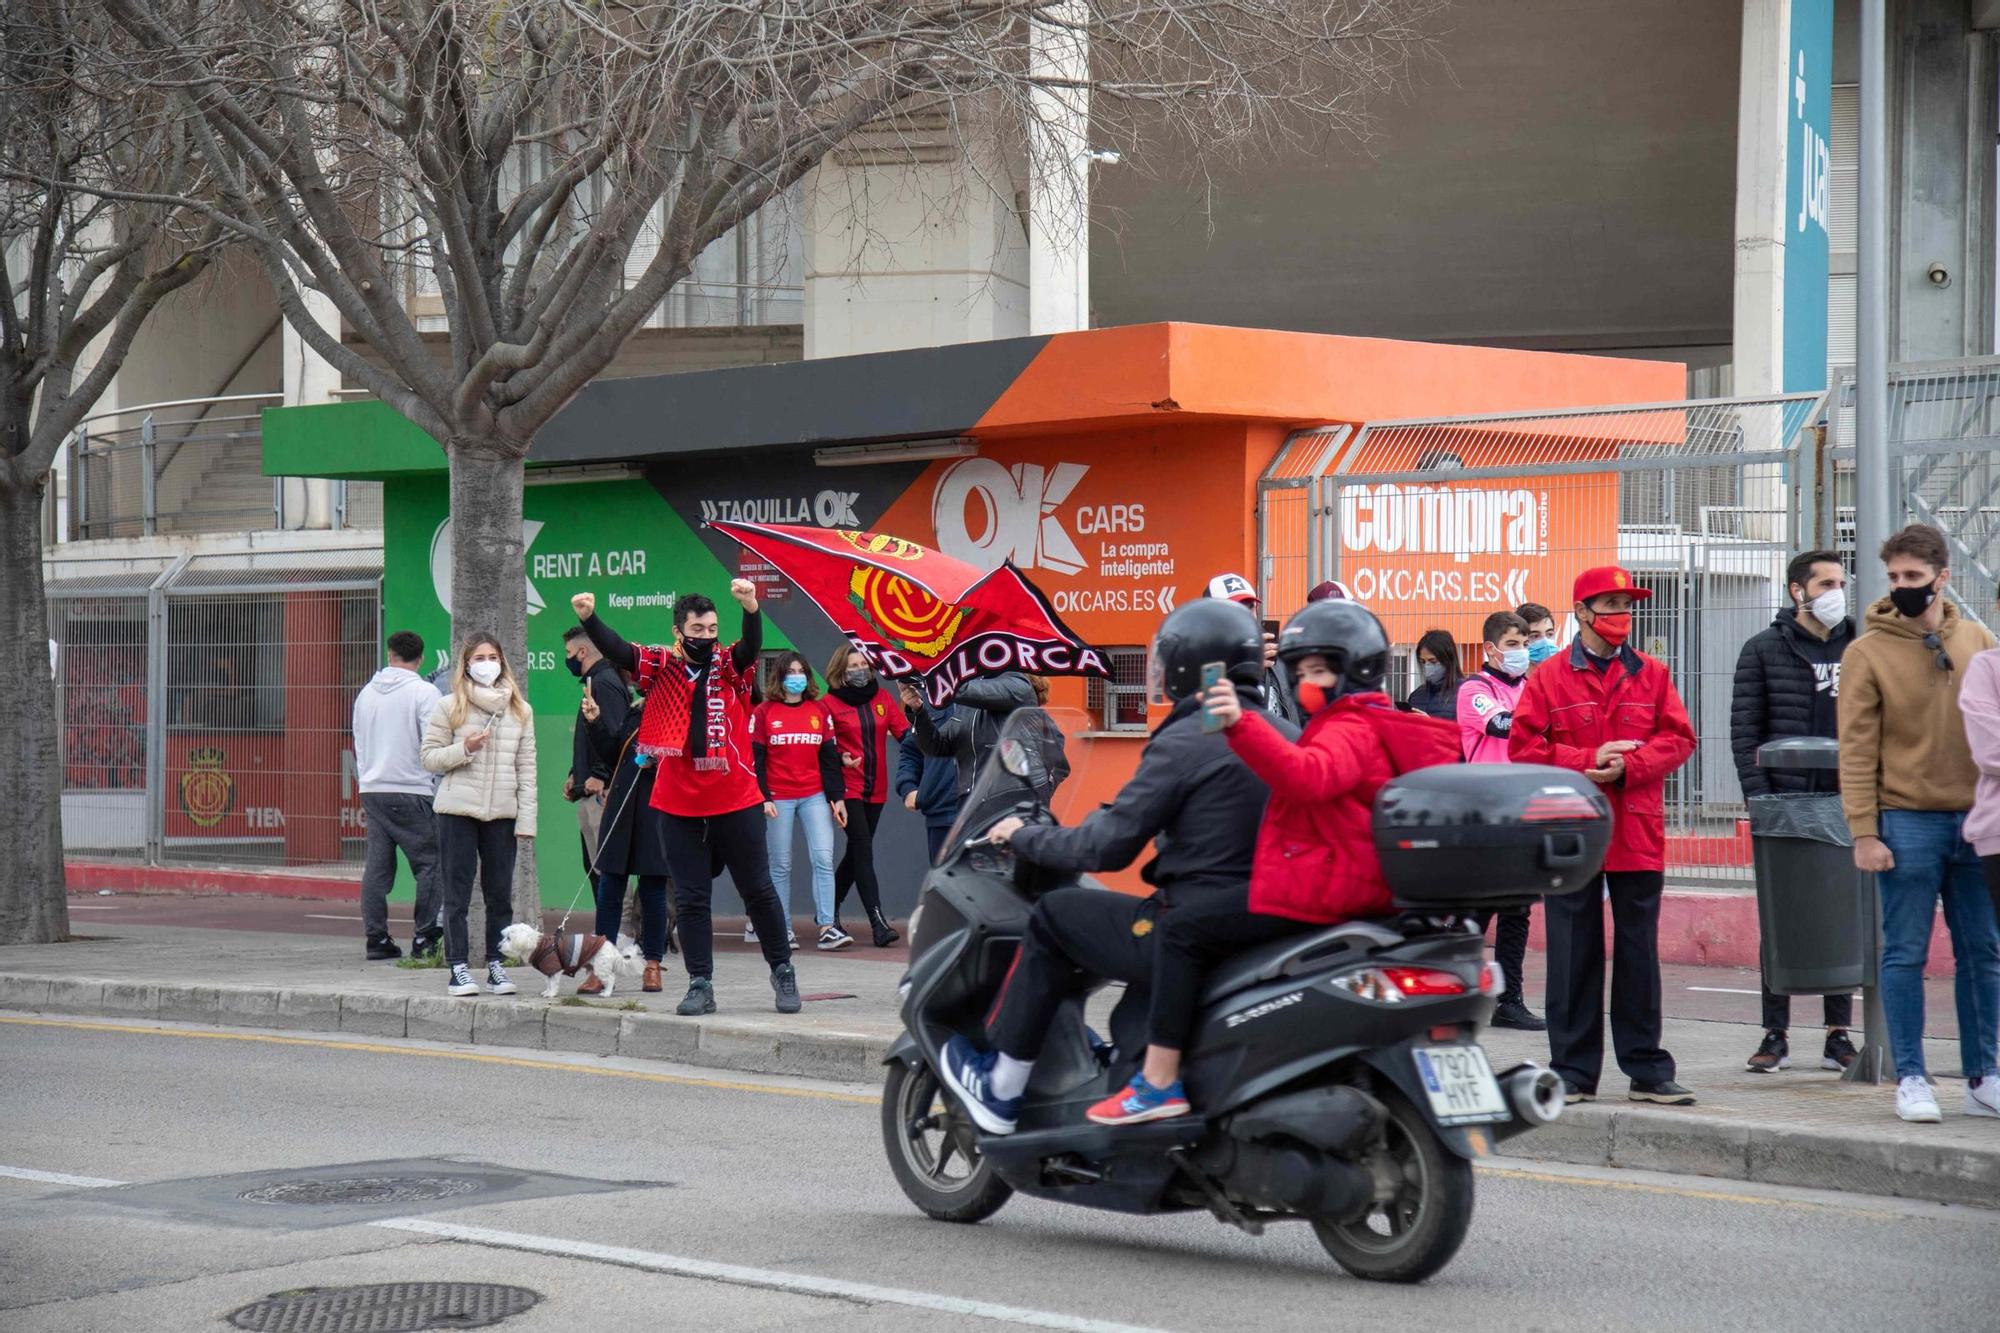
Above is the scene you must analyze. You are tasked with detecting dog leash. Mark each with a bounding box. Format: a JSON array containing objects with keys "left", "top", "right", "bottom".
[{"left": 552, "top": 726, "right": 649, "bottom": 935}]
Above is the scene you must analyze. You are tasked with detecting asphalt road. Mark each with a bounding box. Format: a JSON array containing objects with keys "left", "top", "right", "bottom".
[{"left": 3, "top": 1015, "right": 1996, "bottom": 1332}]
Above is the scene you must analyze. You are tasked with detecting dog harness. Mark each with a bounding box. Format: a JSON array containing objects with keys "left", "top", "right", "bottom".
[{"left": 526, "top": 929, "right": 613, "bottom": 978}]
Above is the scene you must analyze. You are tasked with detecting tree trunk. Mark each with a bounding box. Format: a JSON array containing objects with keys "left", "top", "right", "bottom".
[
  {"left": 445, "top": 442, "right": 537, "bottom": 935},
  {"left": 0, "top": 462, "right": 70, "bottom": 945}
]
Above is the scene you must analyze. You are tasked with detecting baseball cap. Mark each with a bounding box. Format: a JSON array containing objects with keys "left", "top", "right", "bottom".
[
  {"left": 1572, "top": 565, "right": 1651, "bottom": 605},
  {"left": 1306, "top": 579, "right": 1353, "bottom": 603},
  {"left": 1204, "top": 572, "right": 1260, "bottom": 605}
]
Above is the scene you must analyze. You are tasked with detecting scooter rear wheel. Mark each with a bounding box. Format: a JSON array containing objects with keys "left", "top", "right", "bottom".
[
  {"left": 1312, "top": 1087, "right": 1474, "bottom": 1283},
  {"left": 881, "top": 1060, "right": 1013, "bottom": 1223}
]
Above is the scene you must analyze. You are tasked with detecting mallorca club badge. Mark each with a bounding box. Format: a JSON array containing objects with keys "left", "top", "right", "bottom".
[{"left": 179, "top": 747, "right": 234, "bottom": 828}]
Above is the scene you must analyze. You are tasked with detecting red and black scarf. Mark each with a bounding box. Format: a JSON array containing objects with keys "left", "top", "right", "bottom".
[{"left": 631, "top": 642, "right": 750, "bottom": 771}]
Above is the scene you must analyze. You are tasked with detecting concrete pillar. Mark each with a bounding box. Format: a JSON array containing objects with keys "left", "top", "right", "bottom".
[
  {"left": 1028, "top": 2, "right": 1090, "bottom": 335},
  {"left": 282, "top": 286, "right": 342, "bottom": 527},
  {"left": 1892, "top": 0, "right": 1997, "bottom": 360},
  {"left": 801, "top": 109, "right": 1030, "bottom": 359},
  {"left": 281, "top": 590, "right": 344, "bottom": 864},
  {"left": 1734, "top": 0, "right": 1834, "bottom": 397}
]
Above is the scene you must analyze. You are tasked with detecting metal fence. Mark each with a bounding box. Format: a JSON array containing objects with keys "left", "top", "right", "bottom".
[
  {"left": 1260, "top": 391, "right": 1831, "bottom": 888},
  {"left": 47, "top": 547, "right": 382, "bottom": 870}
]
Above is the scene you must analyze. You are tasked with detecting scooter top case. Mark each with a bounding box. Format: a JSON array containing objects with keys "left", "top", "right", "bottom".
[{"left": 1374, "top": 763, "right": 1611, "bottom": 912}]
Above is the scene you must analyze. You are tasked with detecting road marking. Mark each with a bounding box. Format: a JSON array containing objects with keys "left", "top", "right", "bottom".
[
  {"left": 64, "top": 906, "right": 122, "bottom": 911},
  {"left": 305, "top": 914, "right": 364, "bottom": 922},
  {"left": 373, "top": 1218, "right": 1169, "bottom": 1332},
  {"left": 0, "top": 1015, "right": 875, "bottom": 1105},
  {"left": 0, "top": 1164, "right": 124, "bottom": 1189}
]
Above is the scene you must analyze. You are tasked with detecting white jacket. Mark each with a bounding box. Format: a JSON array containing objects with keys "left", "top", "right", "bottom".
[
  {"left": 421, "top": 682, "right": 538, "bottom": 836},
  {"left": 353, "top": 668, "right": 442, "bottom": 796}
]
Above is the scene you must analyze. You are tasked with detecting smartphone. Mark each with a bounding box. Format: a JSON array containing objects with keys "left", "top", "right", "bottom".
[
  {"left": 1261, "top": 618, "right": 1280, "bottom": 640},
  {"left": 1198, "top": 661, "right": 1228, "bottom": 732}
]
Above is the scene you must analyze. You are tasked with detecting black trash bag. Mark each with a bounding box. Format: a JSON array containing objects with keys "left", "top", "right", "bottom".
[{"left": 1746, "top": 793, "right": 1853, "bottom": 848}]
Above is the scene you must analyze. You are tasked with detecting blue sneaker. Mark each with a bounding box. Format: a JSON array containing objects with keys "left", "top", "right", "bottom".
[
  {"left": 1087, "top": 1072, "right": 1190, "bottom": 1126},
  {"left": 937, "top": 1035, "right": 1021, "bottom": 1136}
]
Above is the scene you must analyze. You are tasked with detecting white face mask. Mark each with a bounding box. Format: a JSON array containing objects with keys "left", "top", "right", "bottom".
[
  {"left": 1806, "top": 587, "right": 1847, "bottom": 629},
  {"left": 467, "top": 659, "right": 502, "bottom": 687}
]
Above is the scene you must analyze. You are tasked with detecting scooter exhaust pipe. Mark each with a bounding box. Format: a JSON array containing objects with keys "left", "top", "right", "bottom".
[{"left": 1494, "top": 1062, "right": 1564, "bottom": 1142}]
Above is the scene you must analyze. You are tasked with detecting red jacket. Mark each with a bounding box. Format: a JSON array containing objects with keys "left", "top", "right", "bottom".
[
  {"left": 1508, "top": 642, "right": 1696, "bottom": 872},
  {"left": 823, "top": 685, "right": 911, "bottom": 804},
  {"left": 1226, "top": 694, "right": 1461, "bottom": 924}
]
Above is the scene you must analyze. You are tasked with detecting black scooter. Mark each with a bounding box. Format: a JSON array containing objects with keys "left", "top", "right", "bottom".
[{"left": 880, "top": 709, "right": 1609, "bottom": 1284}]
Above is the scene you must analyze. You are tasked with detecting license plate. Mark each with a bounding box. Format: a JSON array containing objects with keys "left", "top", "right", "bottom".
[{"left": 1412, "top": 1045, "right": 1508, "bottom": 1126}]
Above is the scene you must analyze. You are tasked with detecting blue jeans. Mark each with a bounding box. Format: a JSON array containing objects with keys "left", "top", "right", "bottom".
[
  {"left": 767, "top": 795, "right": 838, "bottom": 926},
  {"left": 1876, "top": 810, "right": 2000, "bottom": 1080}
]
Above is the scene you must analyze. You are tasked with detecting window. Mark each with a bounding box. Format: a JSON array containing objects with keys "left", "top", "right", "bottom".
[{"left": 1086, "top": 647, "right": 1150, "bottom": 732}]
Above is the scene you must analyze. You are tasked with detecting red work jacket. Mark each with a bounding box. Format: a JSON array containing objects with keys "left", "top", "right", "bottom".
[{"left": 1509, "top": 642, "right": 1696, "bottom": 873}]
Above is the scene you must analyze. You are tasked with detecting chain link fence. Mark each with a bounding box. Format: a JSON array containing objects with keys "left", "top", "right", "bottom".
[
  {"left": 46, "top": 547, "right": 381, "bottom": 870},
  {"left": 1261, "top": 392, "right": 1829, "bottom": 888}
]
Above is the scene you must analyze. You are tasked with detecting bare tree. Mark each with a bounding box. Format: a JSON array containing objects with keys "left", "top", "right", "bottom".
[
  {"left": 93, "top": 0, "right": 1440, "bottom": 923},
  {"left": 0, "top": 1, "right": 226, "bottom": 945}
]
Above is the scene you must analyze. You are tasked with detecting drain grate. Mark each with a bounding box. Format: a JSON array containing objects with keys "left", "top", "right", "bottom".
[
  {"left": 227, "top": 1282, "right": 539, "bottom": 1331},
  {"left": 239, "top": 1176, "right": 483, "bottom": 1207}
]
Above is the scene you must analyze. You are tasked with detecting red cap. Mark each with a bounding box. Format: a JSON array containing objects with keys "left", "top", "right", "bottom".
[{"left": 1572, "top": 565, "right": 1650, "bottom": 605}]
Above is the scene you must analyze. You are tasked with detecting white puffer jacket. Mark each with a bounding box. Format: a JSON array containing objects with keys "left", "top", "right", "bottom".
[{"left": 421, "top": 682, "right": 538, "bottom": 837}]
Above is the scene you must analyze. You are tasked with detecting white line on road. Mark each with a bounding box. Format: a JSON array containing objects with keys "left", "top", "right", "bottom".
[
  {"left": 305, "top": 914, "right": 364, "bottom": 922},
  {"left": 372, "top": 1218, "right": 1172, "bottom": 1333},
  {"left": 1687, "top": 987, "right": 1858, "bottom": 998},
  {"left": 0, "top": 1161, "right": 1164, "bottom": 1332},
  {"left": 64, "top": 905, "right": 122, "bottom": 911},
  {"left": 0, "top": 1164, "right": 125, "bottom": 1188}
]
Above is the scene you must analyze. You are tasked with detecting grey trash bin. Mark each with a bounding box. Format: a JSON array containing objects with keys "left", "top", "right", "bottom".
[{"left": 1748, "top": 737, "right": 1871, "bottom": 996}]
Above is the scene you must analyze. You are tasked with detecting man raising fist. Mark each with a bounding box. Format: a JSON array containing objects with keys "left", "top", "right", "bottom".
[{"left": 573, "top": 577, "right": 803, "bottom": 1016}]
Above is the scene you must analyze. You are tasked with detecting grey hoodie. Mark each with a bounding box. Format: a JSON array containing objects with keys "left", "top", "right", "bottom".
[{"left": 353, "top": 667, "right": 444, "bottom": 796}]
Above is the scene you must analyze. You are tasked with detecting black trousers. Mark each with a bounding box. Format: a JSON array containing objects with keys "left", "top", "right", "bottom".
[
  {"left": 834, "top": 799, "right": 887, "bottom": 918},
  {"left": 1759, "top": 981, "right": 1854, "bottom": 1032},
  {"left": 437, "top": 813, "right": 515, "bottom": 967},
  {"left": 988, "top": 888, "right": 1156, "bottom": 1063},
  {"left": 595, "top": 873, "right": 672, "bottom": 961},
  {"left": 662, "top": 804, "right": 792, "bottom": 980},
  {"left": 1149, "top": 885, "right": 1305, "bottom": 1052},
  {"left": 1543, "top": 870, "right": 1675, "bottom": 1089},
  {"left": 1985, "top": 855, "right": 2000, "bottom": 925},
  {"left": 925, "top": 824, "right": 951, "bottom": 865},
  {"left": 1474, "top": 906, "right": 1533, "bottom": 1000}
]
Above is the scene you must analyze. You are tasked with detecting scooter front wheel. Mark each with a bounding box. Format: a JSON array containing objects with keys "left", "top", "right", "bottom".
[
  {"left": 1312, "top": 1087, "right": 1474, "bottom": 1283},
  {"left": 881, "top": 1059, "right": 1014, "bottom": 1223}
]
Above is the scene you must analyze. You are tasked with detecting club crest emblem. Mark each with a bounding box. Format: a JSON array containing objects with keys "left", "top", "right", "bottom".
[{"left": 179, "top": 747, "right": 234, "bottom": 828}]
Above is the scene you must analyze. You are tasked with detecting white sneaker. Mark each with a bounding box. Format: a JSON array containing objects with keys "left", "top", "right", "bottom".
[
  {"left": 743, "top": 923, "right": 759, "bottom": 943},
  {"left": 1966, "top": 1076, "right": 2000, "bottom": 1119},
  {"left": 1897, "top": 1075, "right": 1942, "bottom": 1123},
  {"left": 447, "top": 964, "right": 478, "bottom": 997},
  {"left": 818, "top": 924, "right": 855, "bottom": 951},
  {"left": 485, "top": 962, "right": 518, "bottom": 996}
]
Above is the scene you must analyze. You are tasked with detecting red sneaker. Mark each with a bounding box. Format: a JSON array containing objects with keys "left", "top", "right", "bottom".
[{"left": 1086, "top": 1073, "right": 1190, "bottom": 1126}]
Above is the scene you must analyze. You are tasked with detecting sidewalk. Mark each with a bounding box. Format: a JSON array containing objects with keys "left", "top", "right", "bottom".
[{"left": 4, "top": 918, "right": 1995, "bottom": 1211}]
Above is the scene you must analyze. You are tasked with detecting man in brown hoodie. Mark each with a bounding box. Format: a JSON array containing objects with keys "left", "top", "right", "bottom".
[{"left": 1838, "top": 523, "right": 2000, "bottom": 1125}]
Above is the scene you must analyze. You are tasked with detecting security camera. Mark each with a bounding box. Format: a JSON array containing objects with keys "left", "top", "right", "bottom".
[{"left": 1927, "top": 262, "right": 1952, "bottom": 288}]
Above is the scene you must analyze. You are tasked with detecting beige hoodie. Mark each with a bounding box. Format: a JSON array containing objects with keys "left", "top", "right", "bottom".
[{"left": 1838, "top": 597, "right": 1997, "bottom": 839}]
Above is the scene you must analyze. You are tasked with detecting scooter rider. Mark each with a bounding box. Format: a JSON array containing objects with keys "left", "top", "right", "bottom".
[{"left": 937, "top": 599, "right": 1296, "bottom": 1136}]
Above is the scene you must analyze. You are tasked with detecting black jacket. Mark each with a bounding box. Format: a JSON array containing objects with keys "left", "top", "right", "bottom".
[
  {"left": 569, "top": 660, "right": 630, "bottom": 797},
  {"left": 1009, "top": 685, "right": 1295, "bottom": 906},
  {"left": 895, "top": 704, "right": 962, "bottom": 830},
  {"left": 1261, "top": 660, "right": 1302, "bottom": 727},
  {"left": 1730, "top": 607, "right": 1855, "bottom": 797},
  {"left": 910, "top": 672, "right": 1042, "bottom": 800}
]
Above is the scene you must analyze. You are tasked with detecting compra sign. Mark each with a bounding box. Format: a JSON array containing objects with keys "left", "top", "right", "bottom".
[{"left": 1331, "top": 464, "right": 1617, "bottom": 646}]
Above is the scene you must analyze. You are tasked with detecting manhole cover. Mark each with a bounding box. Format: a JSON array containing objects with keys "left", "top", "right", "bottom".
[
  {"left": 227, "top": 1283, "right": 538, "bottom": 1331},
  {"left": 238, "top": 1176, "right": 483, "bottom": 1207}
]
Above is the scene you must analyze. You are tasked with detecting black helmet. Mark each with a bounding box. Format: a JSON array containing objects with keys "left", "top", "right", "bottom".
[
  {"left": 1276, "top": 600, "right": 1390, "bottom": 699},
  {"left": 1149, "top": 599, "right": 1263, "bottom": 702}
]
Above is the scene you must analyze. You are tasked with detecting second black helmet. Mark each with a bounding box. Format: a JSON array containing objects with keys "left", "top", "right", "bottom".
[
  {"left": 1277, "top": 599, "right": 1390, "bottom": 700},
  {"left": 1149, "top": 599, "right": 1264, "bottom": 702}
]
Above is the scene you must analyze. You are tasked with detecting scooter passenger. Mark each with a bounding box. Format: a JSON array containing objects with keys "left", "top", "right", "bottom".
[
  {"left": 936, "top": 600, "right": 1294, "bottom": 1136},
  {"left": 1116, "top": 600, "right": 1460, "bottom": 1124}
]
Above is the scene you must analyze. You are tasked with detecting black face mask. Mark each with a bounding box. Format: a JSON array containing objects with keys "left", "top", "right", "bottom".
[
  {"left": 564, "top": 655, "right": 584, "bottom": 678},
  {"left": 1889, "top": 582, "right": 1938, "bottom": 619},
  {"left": 681, "top": 636, "right": 716, "bottom": 668}
]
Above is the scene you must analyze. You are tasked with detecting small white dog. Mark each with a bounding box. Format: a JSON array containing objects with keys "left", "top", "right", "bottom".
[{"left": 498, "top": 923, "right": 642, "bottom": 999}]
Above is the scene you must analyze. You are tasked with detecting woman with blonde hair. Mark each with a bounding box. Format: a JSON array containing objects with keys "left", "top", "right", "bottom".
[{"left": 422, "top": 632, "right": 538, "bottom": 997}]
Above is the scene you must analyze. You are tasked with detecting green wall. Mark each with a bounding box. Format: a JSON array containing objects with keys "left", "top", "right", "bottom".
[{"left": 380, "top": 473, "right": 788, "bottom": 907}]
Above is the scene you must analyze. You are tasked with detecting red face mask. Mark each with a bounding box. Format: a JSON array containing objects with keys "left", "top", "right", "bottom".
[
  {"left": 1590, "top": 611, "right": 1633, "bottom": 649},
  {"left": 1295, "top": 680, "right": 1332, "bottom": 716}
]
